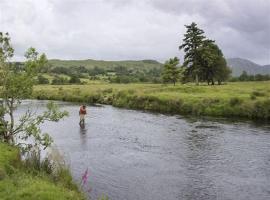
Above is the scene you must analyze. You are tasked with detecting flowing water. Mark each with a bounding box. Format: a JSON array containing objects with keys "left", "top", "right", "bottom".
[{"left": 16, "top": 100, "right": 270, "bottom": 200}]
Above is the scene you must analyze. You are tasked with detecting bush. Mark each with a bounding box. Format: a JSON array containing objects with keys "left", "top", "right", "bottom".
[
  {"left": 0, "top": 167, "right": 6, "bottom": 180},
  {"left": 51, "top": 76, "right": 69, "bottom": 85},
  {"left": 252, "top": 100, "right": 270, "bottom": 120},
  {"left": 23, "top": 150, "right": 53, "bottom": 175},
  {"left": 251, "top": 91, "right": 265, "bottom": 97},
  {"left": 229, "top": 97, "right": 243, "bottom": 106},
  {"left": 69, "top": 75, "right": 81, "bottom": 84},
  {"left": 37, "top": 75, "right": 49, "bottom": 84},
  {"left": 250, "top": 94, "right": 257, "bottom": 100}
]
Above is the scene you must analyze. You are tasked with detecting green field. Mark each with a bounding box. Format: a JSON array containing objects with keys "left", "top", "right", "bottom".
[
  {"left": 0, "top": 143, "right": 85, "bottom": 200},
  {"left": 33, "top": 81, "right": 270, "bottom": 120}
]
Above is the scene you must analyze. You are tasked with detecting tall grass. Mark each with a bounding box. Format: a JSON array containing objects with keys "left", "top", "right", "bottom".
[
  {"left": 0, "top": 143, "right": 85, "bottom": 200},
  {"left": 22, "top": 147, "right": 81, "bottom": 192}
]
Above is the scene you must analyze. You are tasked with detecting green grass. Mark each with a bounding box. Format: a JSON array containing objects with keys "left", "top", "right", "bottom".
[
  {"left": 0, "top": 143, "right": 85, "bottom": 200},
  {"left": 33, "top": 81, "right": 270, "bottom": 120}
]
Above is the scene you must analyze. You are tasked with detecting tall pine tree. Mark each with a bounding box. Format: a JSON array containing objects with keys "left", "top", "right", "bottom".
[
  {"left": 179, "top": 22, "right": 230, "bottom": 85},
  {"left": 179, "top": 22, "right": 206, "bottom": 85}
]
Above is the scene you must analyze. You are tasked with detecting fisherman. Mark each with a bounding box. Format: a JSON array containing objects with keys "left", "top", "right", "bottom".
[{"left": 79, "top": 105, "right": 87, "bottom": 127}]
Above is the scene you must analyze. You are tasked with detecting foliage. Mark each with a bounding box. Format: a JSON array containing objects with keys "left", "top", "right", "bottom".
[
  {"left": 0, "top": 142, "right": 85, "bottom": 200},
  {"left": 37, "top": 75, "right": 50, "bottom": 84},
  {"left": 229, "top": 97, "right": 243, "bottom": 106},
  {"left": 16, "top": 102, "right": 68, "bottom": 152},
  {"left": 179, "top": 22, "right": 206, "bottom": 84},
  {"left": 0, "top": 32, "right": 14, "bottom": 62},
  {"left": 230, "top": 71, "right": 270, "bottom": 82},
  {"left": 51, "top": 76, "right": 69, "bottom": 85},
  {"left": 162, "top": 57, "right": 181, "bottom": 85},
  {"left": 69, "top": 74, "right": 81, "bottom": 84},
  {"left": 179, "top": 22, "right": 231, "bottom": 85},
  {"left": 47, "top": 59, "right": 163, "bottom": 83},
  {"left": 197, "top": 41, "right": 231, "bottom": 85},
  {"left": 0, "top": 32, "right": 68, "bottom": 152}
]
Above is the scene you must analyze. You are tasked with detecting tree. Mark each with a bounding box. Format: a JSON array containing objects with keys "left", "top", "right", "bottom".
[
  {"left": 179, "top": 22, "right": 231, "bottom": 85},
  {"left": 0, "top": 32, "right": 14, "bottom": 62},
  {"left": 214, "top": 57, "right": 231, "bottom": 84},
  {"left": 197, "top": 40, "right": 231, "bottom": 85},
  {"left": 239, "top": 71, "right": 249, "bottom": 81},
  {"left": 179, "top": 22, "right": 206, "bottom": 85},
  {"left": 0, "top": 32, "right": 68, "bottom": 152},
  {"left": 162, "top": 57, "right": 181, "bottom": 85}
]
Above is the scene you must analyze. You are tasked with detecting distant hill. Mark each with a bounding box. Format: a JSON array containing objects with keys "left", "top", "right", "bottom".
[
  {"left": 227, "top": 58, "right": 270, "bottom": 76},
  {"left": 16, "top": 57, "right": 270, "bottom": 78},
  {"left": 48, "top": 59, "right": 163, "bottom": 72}
]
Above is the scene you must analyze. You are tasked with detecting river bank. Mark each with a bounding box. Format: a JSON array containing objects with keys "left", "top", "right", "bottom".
[
  {"left": 33, "top": 81, "right": 270, "bottom": 121},
  {"left": 0, "top": 142, "right": 85, "bottom": 200}
]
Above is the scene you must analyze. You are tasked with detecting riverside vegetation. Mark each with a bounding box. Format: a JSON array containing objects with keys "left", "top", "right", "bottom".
[
  {"left": 34, "top": 81, "right": 270, "bottom": 121},
  {"left": 0, "top": 142, "right": 85, "bottom": 200},
  {"left": 0, "top": 33, "right": 86, "bottom": 199}
]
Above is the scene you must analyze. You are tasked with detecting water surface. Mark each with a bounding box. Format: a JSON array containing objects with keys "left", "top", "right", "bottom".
[{"left": 16, "top": 100, "right": 270, "bottom": 200}]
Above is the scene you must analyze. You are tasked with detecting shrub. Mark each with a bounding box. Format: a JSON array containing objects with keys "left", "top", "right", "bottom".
[
  {"left": 102, "top": 88, "right": 113, "bottom": 94},
  {"left": 37, "top": 75, "right": 49, "bottom": 84},
  {"left": 229, "top": 97, "right": 243, "bottom": 106},
  {"left": 52, "top": 76, "right": 69, "bottom": 85},
  {"left": 23, "top": 150, "right": 53, "bottom": 175},
  {"left": 250, "top": 94, "right": 257, "bottom": 100},
  {"left": 0, "top": 167, "right": 6, "bottom": 180},
  {"left": 252, "top": 100, "right": 270, "bottom": 120},
  {"left": 252, "top": 91, "right": 265, "bottom": 97},
  {"left": 69, "top": 75, "right": 81, "bottom": 84}
]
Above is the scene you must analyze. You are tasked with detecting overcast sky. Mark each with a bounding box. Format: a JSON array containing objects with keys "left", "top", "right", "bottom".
[{"left": 0, "top": 0, "right": 269, "bottom": 64}]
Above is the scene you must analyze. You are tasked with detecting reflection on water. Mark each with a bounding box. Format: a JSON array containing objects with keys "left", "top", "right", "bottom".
[
  {"left": 79, "top": 126, "right": 87, "bottom": 147},
  {"left": 15, "top": 100, "right": 270, "bottom": 200}
]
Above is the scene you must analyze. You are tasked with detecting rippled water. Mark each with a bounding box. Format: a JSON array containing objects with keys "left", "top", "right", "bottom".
[{"left": 16, "top": 100, "right": 270, "bottom": 200}]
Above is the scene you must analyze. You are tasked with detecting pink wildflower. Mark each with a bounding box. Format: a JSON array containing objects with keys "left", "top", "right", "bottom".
[{"left": 81, "top": 168, "right": 89, "bottom": 187}]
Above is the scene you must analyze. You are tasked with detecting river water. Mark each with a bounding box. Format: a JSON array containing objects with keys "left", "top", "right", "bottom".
[{"left": 16, "top": 100, "right": 270, "bottom": 200}]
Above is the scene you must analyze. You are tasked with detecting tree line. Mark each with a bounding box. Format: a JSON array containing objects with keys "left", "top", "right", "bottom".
[
  {"left": 33, "top": 63, "right": 163, "bottom": 84},
  {"left": 230, "top": 71, "right": 270, "bottom": 82}
]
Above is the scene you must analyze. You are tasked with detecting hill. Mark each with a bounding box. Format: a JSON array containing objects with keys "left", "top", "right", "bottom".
[
  {"left": 15, "top": 57, "right": 270, "bottom": 78},
  {"left": 48, "top": 59, "right": 163, "bottom": 71},
  {"left": 227, "top": 58, "right": 270, "bottom": 76},
  {"left": 49, "top": 58, "right": 270, "bottom": 77}
]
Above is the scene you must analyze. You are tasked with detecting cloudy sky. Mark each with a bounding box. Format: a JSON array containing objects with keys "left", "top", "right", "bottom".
[{"left": 0, "top": 0, "right": 269, "bottom": 64}]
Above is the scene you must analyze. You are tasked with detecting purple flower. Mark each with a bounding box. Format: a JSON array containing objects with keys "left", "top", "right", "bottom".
[{"left": 81, "top": 168, "right": 89, "bottom": 187}]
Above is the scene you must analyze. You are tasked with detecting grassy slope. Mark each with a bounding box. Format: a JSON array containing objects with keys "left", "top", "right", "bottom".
[
  {"left": 33, "top": 81, "right": 270, "bottom": 120},
  {"left": 0, "top": 143, "right": 85, "bottom": 200},
  {"left": 48, "top": 59, "right": 163, "bottom": 70}
]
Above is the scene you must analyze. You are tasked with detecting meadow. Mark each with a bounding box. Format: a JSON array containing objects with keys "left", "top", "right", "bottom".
[{"left": 33, "top": 81, "right": 270, "bottom": 121}]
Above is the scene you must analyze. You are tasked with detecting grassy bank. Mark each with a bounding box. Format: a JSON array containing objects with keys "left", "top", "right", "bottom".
[
  {"left": 33, "top": 81, "right": 270, "bottom": 120},
  {"left": 0, "top": 143, "right": 85, "bottom": 200}
]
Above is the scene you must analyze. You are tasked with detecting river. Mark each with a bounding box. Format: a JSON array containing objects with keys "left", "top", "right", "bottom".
[{"left": 16, "top": 100, "right": 270, "bottom": 200}]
